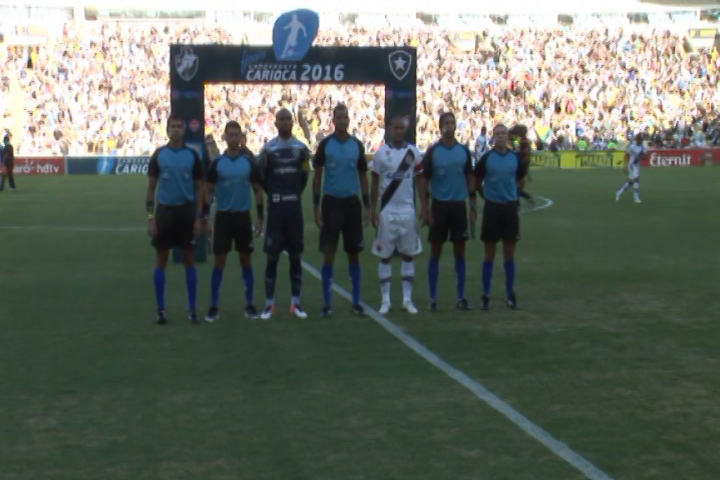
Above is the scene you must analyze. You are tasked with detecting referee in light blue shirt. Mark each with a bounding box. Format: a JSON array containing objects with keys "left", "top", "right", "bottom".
[
  {"left": 146, "top": 115, "right": 205, "bottom": 325},
  {"left": 312, "top": 103, "right": 371, "bottom": 317},
  {"left": 204, "top": 121, "right": 264, "bottom": 323},
  {"left": 420, "top": 111, "right": 476, "bottom": 312},
  {"left": 474, "top": 123, "right": 529, "bottom": 311}
]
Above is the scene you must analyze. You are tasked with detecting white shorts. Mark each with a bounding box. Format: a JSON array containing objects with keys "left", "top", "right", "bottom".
[
  {"left": 371, "top": 210, "right": 422, "bottom": 258},
  {"left": 628, "top": 162, "right": 640, "bottom": 180}
]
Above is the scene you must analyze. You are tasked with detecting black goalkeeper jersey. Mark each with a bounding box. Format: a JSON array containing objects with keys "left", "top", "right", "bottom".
[{"left": 257, "top": 135, "right": 311, "bottom": 204}]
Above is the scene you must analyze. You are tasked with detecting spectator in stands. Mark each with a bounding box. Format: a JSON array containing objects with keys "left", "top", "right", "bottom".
[{"left": 2, "top": 22, "right": 719, "bottom": 154}]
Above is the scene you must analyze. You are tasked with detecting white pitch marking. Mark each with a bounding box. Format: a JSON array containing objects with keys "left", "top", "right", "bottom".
[
  {"left": 0, "top": 202, "right": 612, "bottom": 480},
  {"left": 300, "top": 195, "right": 613, "bottom": 480},
  {"left": 301, "top": 259, "right": 612, "bottom": 480},
  {"left": 520, "top": 195, "right": 554, "bottom": 214}
]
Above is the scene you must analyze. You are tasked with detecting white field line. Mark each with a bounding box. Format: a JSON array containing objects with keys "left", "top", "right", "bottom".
[{"left": 304, "top": 195, "right": 612, "bottom": 480}]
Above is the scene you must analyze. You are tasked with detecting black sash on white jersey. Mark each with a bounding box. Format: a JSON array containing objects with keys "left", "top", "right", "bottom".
[{"left": 379, "top": 149, "right": 415, "bottom": 212}]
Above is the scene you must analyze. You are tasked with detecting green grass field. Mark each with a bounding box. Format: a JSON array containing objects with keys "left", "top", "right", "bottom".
[{"left": 1, "top": 168, "right": 720, "bottom": 480}]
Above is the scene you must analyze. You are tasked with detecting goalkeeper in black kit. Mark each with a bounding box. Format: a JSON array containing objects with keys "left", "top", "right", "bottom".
[
  {"left": 256, "top": 108, "right": 312, "bottom": 320},
  {"left": 508, "top": 125, "right": 534, "bottom": 206}
]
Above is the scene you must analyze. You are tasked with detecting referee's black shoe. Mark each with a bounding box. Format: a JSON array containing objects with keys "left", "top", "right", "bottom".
[
  {"left": 481, "top": 295, "right": 490, "bottom": 311},
  {"left": 456, "top": 298, "right": 472, "bottom": 311},
  {"left": 506, "top": 293, "right": 519, "bottom": 310},
  {"left": 188, "top": 310, "right": 200, "bottom": 324},
  {"left": 245, "top": 304, "right": 259, "bottom": 320},
  {"left": 205, "top": 306, "right": 220, "bottom": 323},
  {"left": 351, "top": 304, "right": 365, "bottom": 316},
  {"left": 156, "top": 309, "right": 168, "bottom": 325}
]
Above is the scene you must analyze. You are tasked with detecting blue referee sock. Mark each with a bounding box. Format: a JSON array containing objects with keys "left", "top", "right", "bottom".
[
  {"left": 428, "top": 257, "right": 439, "bottom": 300},
  {"left": 482, "top": 260, "right": 493, "bottom": 296},
  {"left": 321, "top": 263, "right": 333, "bottom": 306},
  {"left": 504, "top": 260, "right": 516, "bottom": 297},
  {"left": 349, "top": 262, "right": 361, "bottom": 305},
  {"left": 153, "top": 267, "right": 166, "bottom": 310},
  {"left": 455, "top": 255, "right": 466, "bottom": 299},
  {"left": 242, "top": 266, "right": 254, "bottom": 305},
  {"left": 210, "top": 268, "right": 223, "bottom": 308},
  {"left": 185, "top": 266, "right": 198, "bottom": 312}
]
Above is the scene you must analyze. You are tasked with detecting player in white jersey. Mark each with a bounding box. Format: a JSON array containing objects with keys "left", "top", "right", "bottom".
[
  {"left": 616, "top": 133, "right": 645, "bottom": 203},
  {"left": 370, "top": 116, "right": 426, "bottom": 314},
  {"left": 474, "top": 126, "right": 489, "bottom": 166}
]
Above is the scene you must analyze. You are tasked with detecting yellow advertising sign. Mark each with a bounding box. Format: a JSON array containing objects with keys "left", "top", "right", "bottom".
[
  {"left": 530, "top": 151, "right": 561, "bottom": 168},
  {"left": 688, "top": 28, "right": 718, "bottom": 39},
  {"left": 530, "top": 150, "right": 626, "bottom": 168},
  {"left": 374, "top": 150, "right": 625, "bottom": 170},
  {"left": 560, "top": 150, "right": 625, "bottom": 169}
]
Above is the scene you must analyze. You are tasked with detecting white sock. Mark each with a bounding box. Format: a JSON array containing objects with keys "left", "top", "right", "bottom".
[
  {"left": 379, "top": 262, "right": 391, "bottom": 303},
  {"left": 291, "top": 296, "right": 300, "bottom": 306},
  {"left": 633, "top": 181, "right": 640, "bottom": 196},
  {"left": 401, "top": 260, "right": 414, "bottom": 303},
  {"left": 618, "top": 181, "right": 630, "bottom": 194}
]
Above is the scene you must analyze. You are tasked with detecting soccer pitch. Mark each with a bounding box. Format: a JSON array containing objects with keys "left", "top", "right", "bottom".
[{"left": 1, "top": 168, "right": 720, "bottom": 479}]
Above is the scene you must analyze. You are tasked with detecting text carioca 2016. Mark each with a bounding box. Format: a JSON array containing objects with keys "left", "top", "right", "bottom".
[{"left": 245, "top": 68, "right": 298, "bottom": 82}]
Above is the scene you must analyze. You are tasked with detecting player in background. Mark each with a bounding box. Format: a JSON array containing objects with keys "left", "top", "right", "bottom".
[
  {"left": 508, "top": 125, "right": 534, "bottom": 206},
  {"left": 420, "top": 111, "right": 476, "bottom": 312},
  {"left": 475, "top": 124, "right": 529, "bottom": 310},
  {"left": 474, "top": 126, "right": 489, "bottom": 167},
  {"left": 146, "top": 115, "right": 204, "bottom": 325},
  {"left": 313, "top": 103, "right": 371, "bottom": 317},
  {"left": 370, "top": 116, "right": 426, "bottom": 314},
  {"left": 1, "top": 133, "right": 16, "bottom": 191},
  {"left": 616, "top": 133, "right": 645, "bottom": 203},
  {"left": 257, "top": 108, "right": 311, "bottom": 320},
  {"left": 470, "top": 127, "right": 493, "bottom": 237},
  {"left": 204, "top": 121, "right": 264, "bottom": 322}
]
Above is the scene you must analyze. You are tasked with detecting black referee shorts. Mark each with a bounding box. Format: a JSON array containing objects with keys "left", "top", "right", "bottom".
[
  {"left": 213, "top": 211, "right": 254, "bottom": 255},
  {"left": 319, "top": 195, "right": 364, "bottom": 254},
  {"left": 481, "top": 200, "right": 520, "bottom": 243},
  {"left": 152, "top": 202, "right": 196, "bottom": 251},
  {"left": 428, "top": 199, "right": 469, "bottom": 244}
]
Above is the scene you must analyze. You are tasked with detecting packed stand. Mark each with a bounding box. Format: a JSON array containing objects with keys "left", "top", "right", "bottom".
[{"left": 2, "top": 21, "right": 720, "bottom": 156}]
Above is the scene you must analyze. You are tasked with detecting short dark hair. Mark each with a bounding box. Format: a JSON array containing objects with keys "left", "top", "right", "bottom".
[
  {"left": 225, "top": 120, "right": 242, "bottom": 133},
  {"left": 3, "top": 135, "right": 9, "bottom": 143},
  {"left": 333, "top": 103, "right": 348, "bottom": 118},
  {"left": 508, "top": 124, "right": 527, "bottom": 137},
  {"left": 438, "top": 111, "right": 455, "bottom": 128},
  {"left": 166, "top": 114, "right": 185, "bottom": 129},
  {"left": 276, "top": 107, "right": 293, "bottom": 120}
]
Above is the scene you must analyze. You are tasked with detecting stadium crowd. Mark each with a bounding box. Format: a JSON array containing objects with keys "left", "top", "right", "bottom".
[{"left": 1, "top": 21, "right": 720, "bottom": 155}]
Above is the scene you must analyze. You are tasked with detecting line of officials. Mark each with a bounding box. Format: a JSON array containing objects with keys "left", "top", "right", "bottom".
[{"left": 144, "top": 107, "right": 529, "bottom": 325}]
